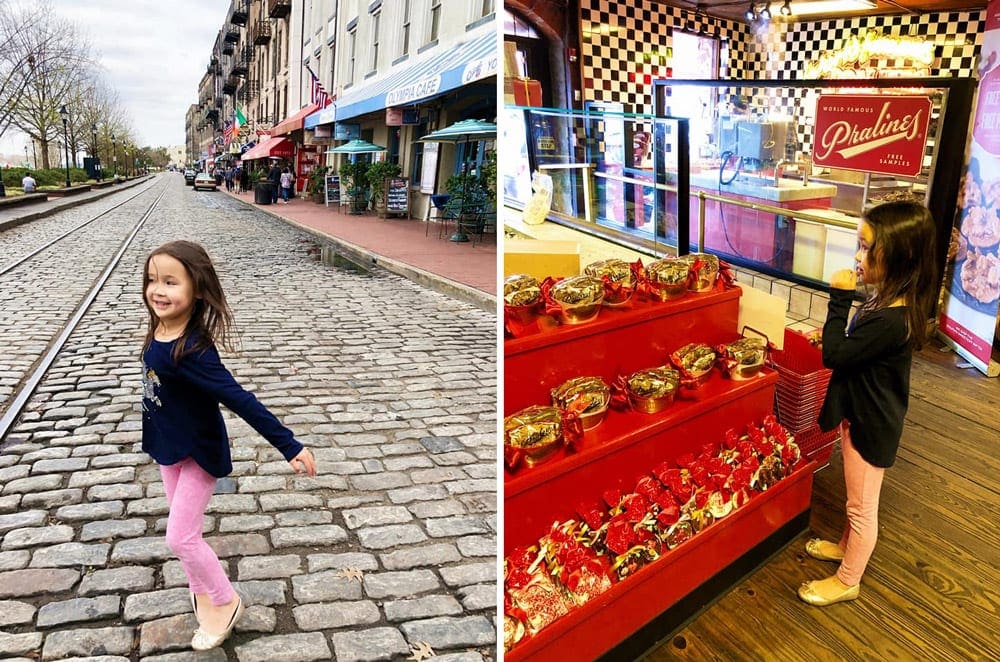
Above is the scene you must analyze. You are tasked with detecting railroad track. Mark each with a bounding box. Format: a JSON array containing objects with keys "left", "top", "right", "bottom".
[{"left": 0, "top": 178, "right": 169, "bottom": 442}]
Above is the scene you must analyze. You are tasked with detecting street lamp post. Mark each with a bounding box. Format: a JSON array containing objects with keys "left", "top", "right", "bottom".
[
  {"left": 24, "top": 146, "right": 29, "bottom": 168},
  {"left": 91, "top": 123, "right": 100, "bottom": 181},
  {"left": 59, "top": 105, "right": 70, "bottom": 188},
  {"left": 111, "top": 134, "right": 118, "bottom": 179}
]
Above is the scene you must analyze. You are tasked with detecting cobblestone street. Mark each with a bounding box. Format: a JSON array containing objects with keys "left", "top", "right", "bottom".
[{"left": 0, "top": 175, "right": 498, "bottom": 661}]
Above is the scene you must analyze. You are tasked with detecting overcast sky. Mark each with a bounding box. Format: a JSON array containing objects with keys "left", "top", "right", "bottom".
[{"left": 2, "top": 0, "right": 228, "bottom": 155}]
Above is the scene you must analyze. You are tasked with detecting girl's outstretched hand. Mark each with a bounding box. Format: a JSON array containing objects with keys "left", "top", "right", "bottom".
[
  {"left": 829, "top": 269, "right": 857, "bottom": 291},
  {"left": 290, "top": 448, "right": 317, "bottom": 476}
]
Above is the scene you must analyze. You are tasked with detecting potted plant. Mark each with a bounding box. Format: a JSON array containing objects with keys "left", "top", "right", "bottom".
[
  {"left": 307, "top": 165, "right": 329, "bottom": 203},
  {"left": 444, "top": 166, "right": 488, "bottom": 214},
  {"left": 365, "top": 160, "right": 402, "bottom": 216},
  {"left": 339, "top": 160, "right": 369, "bottom": 214}
]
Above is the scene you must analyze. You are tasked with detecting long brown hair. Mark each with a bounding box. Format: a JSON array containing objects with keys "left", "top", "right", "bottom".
[
  {"left": 142, "top": 241, "right": 236, "bottom": 363},
  {"left": 860, "top": 201, "right": 938, "bottom": 349}
]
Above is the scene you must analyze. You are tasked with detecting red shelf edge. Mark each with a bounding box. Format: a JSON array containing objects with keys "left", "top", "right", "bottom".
[
  {"left": 506, "top": 458, "right": 817, "bottom": 661},
  {"left": 505, "top": 369, "right": 779, "bottom": 498},
  {"left": 505, "top": 285, "right": 743, "bottom": 356}
]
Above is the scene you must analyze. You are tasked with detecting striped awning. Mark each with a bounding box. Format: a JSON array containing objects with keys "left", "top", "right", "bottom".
[{"left": 333, "top": 24, "right": 496, "bottom": 121}]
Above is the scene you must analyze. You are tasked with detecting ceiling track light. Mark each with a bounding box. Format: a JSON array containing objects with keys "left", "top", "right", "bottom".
[
  {"left": 744, "top": 1, "right": 756, "bottom": 22},
  {"left": 760, "top": 2, "right": 772, "bottom": 19},
  {"left": 780, "top": 0, "right": 792, "bottom": 15}
]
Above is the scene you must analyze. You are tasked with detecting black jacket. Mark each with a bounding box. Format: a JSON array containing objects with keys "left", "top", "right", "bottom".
[
  {"left": 267, "top": 166, "right": 282, "bottom": 184},
  {"left": 818, "top": 289, "right": 912, "bottom": 467}
]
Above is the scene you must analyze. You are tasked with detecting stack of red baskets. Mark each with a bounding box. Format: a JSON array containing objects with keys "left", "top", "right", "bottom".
[{"left": 769, "top": 328, "right": 839, "bottom": 466}]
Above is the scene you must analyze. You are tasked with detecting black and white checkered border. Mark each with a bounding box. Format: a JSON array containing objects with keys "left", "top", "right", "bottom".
[{"left": 579, "top": 0, "right": 984, "bottom": 121}]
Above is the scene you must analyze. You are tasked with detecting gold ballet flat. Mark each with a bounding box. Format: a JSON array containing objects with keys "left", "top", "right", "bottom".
[
  {"left": 797, "top": 577, "right": 860, "bottom": 606},
  {"left": 805, "top": 538, "right": 845, "bottom": 562},
  {"left": 191, "top": 596, "right": 244, "bottom": 651}
]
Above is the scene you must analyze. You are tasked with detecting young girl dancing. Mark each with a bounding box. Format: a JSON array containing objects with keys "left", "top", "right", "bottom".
[
  {"left": 141, "top": 240, "right": 316, "bottom": 649},
  {"left": 799, "top": 201, "right": 939, "bottom": 606}
]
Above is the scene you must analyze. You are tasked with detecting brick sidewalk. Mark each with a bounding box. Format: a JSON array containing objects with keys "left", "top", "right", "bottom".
[{"left": 224, "top": 188, "right": 497, "bottom": 304}]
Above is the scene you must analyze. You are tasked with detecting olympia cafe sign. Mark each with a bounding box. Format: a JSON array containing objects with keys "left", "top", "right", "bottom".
[{"left": 812, "top": 94, "right": 932, "bottom": 177}]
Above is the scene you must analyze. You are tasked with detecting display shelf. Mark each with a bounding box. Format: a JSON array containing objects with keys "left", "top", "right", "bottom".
[
  {"left": 504, "top": 370, "right": 778, "bottom": 549},
  {"left": 505, "top": 461, "right": 815, "bottom": 662},
  {"left": 504, "top": 279, "right": 812, "bottom": 659},
  {"left": 505, "top": 284, "right": 741, "bottom": 414}
]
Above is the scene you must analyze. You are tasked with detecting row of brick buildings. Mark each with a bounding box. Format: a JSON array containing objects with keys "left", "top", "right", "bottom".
[{"left": 186, "top": 0, "right": 496, "bottom": 218}]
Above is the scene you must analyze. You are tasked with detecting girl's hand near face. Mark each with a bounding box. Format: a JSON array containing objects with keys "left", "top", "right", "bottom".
[
  {"left": 290, "top": 448, "right": 317, "bottom": 476},
  {"left": 829, "top": 269, "right": 857, "bottom": 291}
]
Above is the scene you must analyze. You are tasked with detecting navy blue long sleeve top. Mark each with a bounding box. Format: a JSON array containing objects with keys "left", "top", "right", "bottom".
[
  {"left": 142, "top": 338, "right": 303, "bottom": 478},
  {"left": 818, "top": 288, "right": 912, "bottom": 468}
]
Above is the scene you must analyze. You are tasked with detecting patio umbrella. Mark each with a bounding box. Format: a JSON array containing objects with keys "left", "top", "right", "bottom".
[
  {"left": 419, "top": 119, "right": 497, "bottom": 242},
  {"left": 324, "top": 139, "right": 387, "bottom": 154},
  {"left": 419, "top": 118, "right": 497, "bottom": 144}
]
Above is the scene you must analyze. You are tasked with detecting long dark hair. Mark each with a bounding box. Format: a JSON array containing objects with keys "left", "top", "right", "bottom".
[
  {"left": 142, "top": 240, "right": 236, "bottom": 363},
  {"left": 861, "top": 201, "right": 938, "bottom": 349}
]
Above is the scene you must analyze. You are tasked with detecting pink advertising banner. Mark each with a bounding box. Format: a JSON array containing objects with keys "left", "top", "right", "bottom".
[{"left": 939, "top": 0, "right": 1000, "bottom": 376}]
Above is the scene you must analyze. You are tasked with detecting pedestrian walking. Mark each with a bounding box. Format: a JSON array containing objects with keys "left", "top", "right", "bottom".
[
  {"left": 279, "top": 167, "right": 293, "bottom": 203},
  {"left": 799, "top": 201, "right": 938, "bottom": 607},
  {"left": 141, "top": 240, "right": 317, "bottom": 650},
  {"left": 267, "top": 162, "right": 282, "bottom": 204},
  {"left": 239, "top": 166, "right": 249, "bottom": 194},
  {"left": 225, "top": 167, "right": 234, "bottom": 192}
]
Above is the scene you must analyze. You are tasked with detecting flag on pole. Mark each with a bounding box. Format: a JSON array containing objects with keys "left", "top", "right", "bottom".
[
  {"left": 304, "top": 63, "right": 333, "bottom": 108},
  {"left": 234, "top": 107, "right": 247, "bottom": 129},
  {"left": 223, "top": 120, "right": 234, "bottom": 144}
]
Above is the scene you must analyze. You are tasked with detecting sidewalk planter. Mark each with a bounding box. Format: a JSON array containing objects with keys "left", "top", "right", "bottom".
[{"left": 254, "top": 181, "right": 274, "bottom": 205}]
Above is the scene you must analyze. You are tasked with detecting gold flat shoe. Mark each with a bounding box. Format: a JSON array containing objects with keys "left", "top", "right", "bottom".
[
  {"left": 798, "top": 579, "right": 859, "bottom": 606},
  {"left": 805, "top": 538, "right": 845, "bottom": 562},
  {"left": 191, "top": 596, "right": 244, "bottom": 651}
]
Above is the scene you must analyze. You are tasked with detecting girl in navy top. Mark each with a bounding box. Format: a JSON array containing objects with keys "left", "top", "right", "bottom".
[
  {"left": 142, "top": 240, "right": 316, "bottom": 650},
  {"left": 799, "top": 201, "right": 938, "bottom": 607}
]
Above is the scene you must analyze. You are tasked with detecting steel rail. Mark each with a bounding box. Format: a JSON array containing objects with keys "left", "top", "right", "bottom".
[
  {"left": 0, "top": 184, "right": 168, "bottom": 442},
  {"left": 0, "top": 179, "right": 161, "bottom": 278}
]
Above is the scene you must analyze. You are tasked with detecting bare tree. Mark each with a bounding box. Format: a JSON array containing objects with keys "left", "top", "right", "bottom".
[
  {"left": 0, "top": 0, "right": 51, "bottom": 139},
  {"left": 3, "top": 0, "right": 94, "bottom": 168}
]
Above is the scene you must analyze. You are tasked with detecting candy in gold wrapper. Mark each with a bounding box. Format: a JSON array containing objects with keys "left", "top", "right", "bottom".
[
  {"left": 677, "top": 253, "right": 720, "bottom": 292},
  {"left": 505, "top": 286, "right": 541, "bottom": 307},
  {"left": 504, "top": 405, "right": 564, "bottom": 467},
  {"left": 549, "top": 275, "right": 605, "bottom": 324},
  {"left": 551, "top": 376, "right": 610, "bottom": 430},
  {"left": 503, "top": 612, "right": 527, "bottom": 652},
  {"left": 645, "top": 258, "right": 690, "bottom": 301},
  {"left": 585, "top": 258, "right": 634, "bottom": 305},
  {"left": 504, "top": 274, "right": 543, "bottom": 325},
  {"left": 626, "top": 367, "right": 680, "bottom": 413},
  {"left": 504, "top": 273, "right": 540, "bottom": 297},
  {"left": 671, "top": 343, "right": 717, "bottom": 381},
  {"left": 721, "top": 337, "right": 767, "bottom": 380}
]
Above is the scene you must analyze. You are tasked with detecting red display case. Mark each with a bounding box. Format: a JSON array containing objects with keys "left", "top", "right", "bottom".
[{"left": 504, "top": 285, "right": 816, "bottom": 660}]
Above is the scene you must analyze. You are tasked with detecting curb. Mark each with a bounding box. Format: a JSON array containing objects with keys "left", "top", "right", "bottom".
[
  {"left": 234, "top": 195, "right": 497, "bottom": 314},
  {"left": 0, "top": 177, "right": 154, "bottom": 232}
]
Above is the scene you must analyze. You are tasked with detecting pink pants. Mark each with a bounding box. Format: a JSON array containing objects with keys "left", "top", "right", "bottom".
[
  {"left": 836, "top": 423, "right": 886, "bottom": 586},
  {"left": 160, "top": 457, "right": 235, "bottom": 606}
]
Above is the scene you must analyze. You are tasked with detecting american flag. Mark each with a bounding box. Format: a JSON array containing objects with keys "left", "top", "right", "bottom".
[
  {"left": 305, "top": 64, "right": 333, "bottom": 108},
  {"left": 223, "top": 120, "right": 234, "bottom": 144}
]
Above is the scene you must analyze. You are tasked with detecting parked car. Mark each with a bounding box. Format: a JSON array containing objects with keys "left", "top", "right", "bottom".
[
  {"left": 193, "top": 172, "right": 217, "bottom": 191},
  {"left": 184, "top": 168, "right": 196, "bottom": 185}
]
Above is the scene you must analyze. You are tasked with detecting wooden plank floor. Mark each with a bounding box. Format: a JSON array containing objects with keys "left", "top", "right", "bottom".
[{"left": 641, "top": 342, "right": 1000, "bottom": 662}]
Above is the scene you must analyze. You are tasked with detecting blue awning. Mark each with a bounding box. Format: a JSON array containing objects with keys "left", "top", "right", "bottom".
[
  {"left": 304, "top": 104, "right": 337, "bottom": 129},
  {"left": 333, "top": 25, "right": 496, "bottom": 121}
]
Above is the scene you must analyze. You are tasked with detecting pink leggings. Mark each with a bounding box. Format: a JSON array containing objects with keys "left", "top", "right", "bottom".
[
  {"left": 160, "top": 457, "right": 235, "bottom": 606},
  {"left": 836, "top": 423, "right": 886, "bottom": 586}
]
